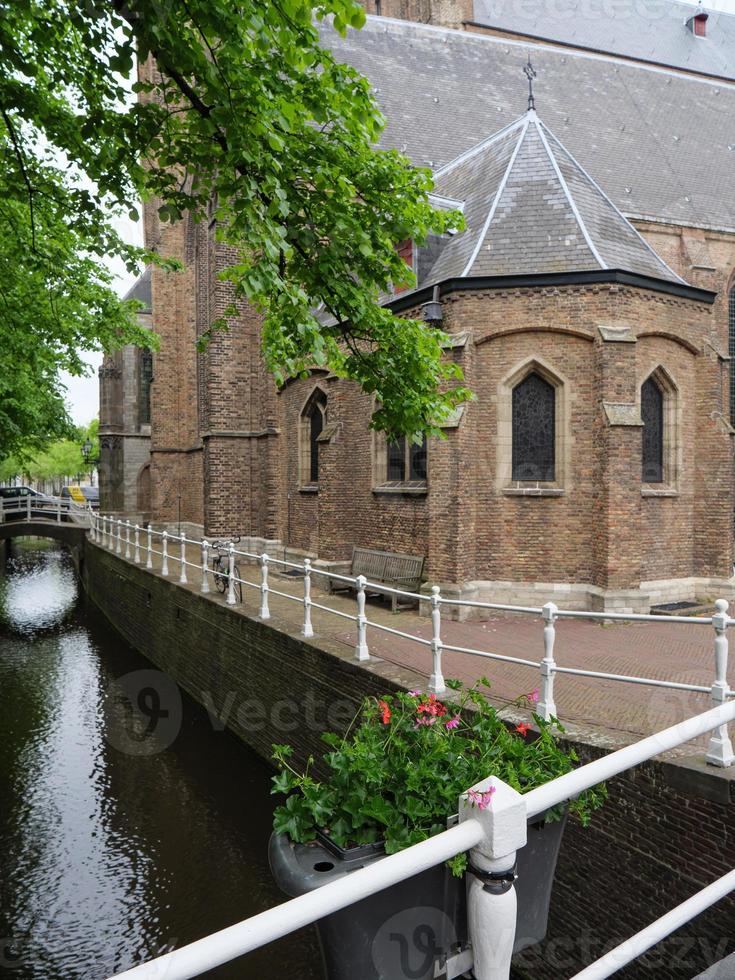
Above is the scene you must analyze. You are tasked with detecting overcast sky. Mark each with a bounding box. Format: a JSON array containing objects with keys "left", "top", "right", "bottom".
[{"left": 63, "top": 0, "right": 735, "bottom": 425}]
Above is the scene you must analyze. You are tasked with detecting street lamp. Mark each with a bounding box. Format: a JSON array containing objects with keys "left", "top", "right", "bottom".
[{"left": 82, "top": 439, "right": 93, "bottom": 485}]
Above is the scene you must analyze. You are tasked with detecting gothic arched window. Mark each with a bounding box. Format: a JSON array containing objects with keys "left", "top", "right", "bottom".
[
  {"left": 729, "top": 286, "right": 735, "bottom": 425},
  {"left": 641, "top": 375, "right": 664, "bottom": 483},
  {"left": 300, "top": 389, "right": 327, "bottom": 486},
  {"left": 512, "top": 372, "right": 556, "bottom": 482}
]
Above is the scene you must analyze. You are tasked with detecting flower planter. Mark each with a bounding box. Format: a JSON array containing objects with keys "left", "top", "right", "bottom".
[{"left": 269, "top": 813, "right": 566, "bottom": 980}]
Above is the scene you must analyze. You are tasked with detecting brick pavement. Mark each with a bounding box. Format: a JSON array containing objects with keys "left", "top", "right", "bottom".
[{"left": 100, "top": 529, "right": 731, "bottom": 758}]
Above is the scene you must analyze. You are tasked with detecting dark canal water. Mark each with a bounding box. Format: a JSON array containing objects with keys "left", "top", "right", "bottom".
[{"left": 0, "top": 539, "right": 322, "bottom": 980}]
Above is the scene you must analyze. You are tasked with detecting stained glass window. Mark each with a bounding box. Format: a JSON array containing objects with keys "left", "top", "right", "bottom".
[
  {"left": 641, "top": 376, "right": 664, "bottom": 483},
  {"left": 512, "top": 372, "right": 555, "bottom": 481},
  {"left": 386, "top": 436, "right": 427, "bottom": 482},
  {"left": 729, "top": 288, "right": 735, "bottom": 426}
]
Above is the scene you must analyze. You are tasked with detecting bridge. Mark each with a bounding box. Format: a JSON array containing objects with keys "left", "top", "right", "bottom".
[{"left": 0, "top": 498, "right": 90, "bottom": 546}]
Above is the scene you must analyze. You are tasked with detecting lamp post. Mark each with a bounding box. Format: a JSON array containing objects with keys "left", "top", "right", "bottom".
[{"left": 82, "top": 439, "right": 93, "bottom": 485}]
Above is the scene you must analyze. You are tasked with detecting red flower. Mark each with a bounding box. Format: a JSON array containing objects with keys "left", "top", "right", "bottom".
[
  {"left": 515, "top": 723, "right": 531, "bottom": 737},
  {"left": 378, "top": 699, "right": 391, "bottom": 725}
]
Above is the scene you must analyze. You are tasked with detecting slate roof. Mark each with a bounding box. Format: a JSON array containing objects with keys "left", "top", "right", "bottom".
[
  {"left": 323, "top": 16, "right": 735, "bottom": 233},
  {"left": 425, "top": 109, "right": 685, "bottom": 283},
  {"left": 122, "top": 267, "right": 152, "bottom": 312},
  {"left": 472, "top": 0, "right": 735, "bottom": 82}
]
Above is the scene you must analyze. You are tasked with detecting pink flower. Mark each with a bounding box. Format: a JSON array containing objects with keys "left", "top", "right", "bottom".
[
  {"left": 409, "top": 690, "right": 422, "bottom": 697},
  {"left": 444, "top": 717, "right": 460, "bottom": 730},
  {"left": 528, "top": 687, "right": 540, "bottom": 704},
  {"left": 466, "top": 787, "right": 496, "bottom": 810}
]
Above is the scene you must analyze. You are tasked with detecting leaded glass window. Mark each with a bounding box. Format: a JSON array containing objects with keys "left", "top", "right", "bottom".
[
  {"left": 512, "top": 372, "right": 555, "bottom": 481},
  {"left": 729, "top": 287, "right": 735, "bottom": 426},
  {"left": 386, "top": 436, "right": 427, "bottom": 482},
  {"left": 641, "top": 376, "right": 664, "bottom": 483}
]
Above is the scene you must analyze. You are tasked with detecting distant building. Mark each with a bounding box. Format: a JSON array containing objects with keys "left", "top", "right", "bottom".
[
  {"left": 98, "top": 268, "right": 153, "bottom": 516},
  {"left": 128, "top": 3, "right": 735, "bottom": 612}
]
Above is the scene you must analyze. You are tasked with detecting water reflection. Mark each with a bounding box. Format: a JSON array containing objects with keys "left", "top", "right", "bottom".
[{"left": 0, "top": 539, "right": 321, "bottom": 979}]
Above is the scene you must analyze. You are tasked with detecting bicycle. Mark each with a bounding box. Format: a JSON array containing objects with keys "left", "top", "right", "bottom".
[{"left": 210, "top": 537, "right": 243, "bottom": 603}]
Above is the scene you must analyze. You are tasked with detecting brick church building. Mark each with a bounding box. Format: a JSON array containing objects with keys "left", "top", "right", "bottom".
[{"left": 100, "top": 0, "right": 735, "bottom": 612}]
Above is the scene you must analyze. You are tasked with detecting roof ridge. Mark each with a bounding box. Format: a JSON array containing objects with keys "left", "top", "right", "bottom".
[
  {"left": 459, "top": 116, "right": 530, "bottom": 277},
  {"left": 533, "top": 115, "right": 606, "bottom": 270},
  {"left": 433, "top": 113, "right": 527, "bottom": 179},
  {"left": 538, "top": 121, "right": 689, "bottom": 285},
  {"left": 361, "top": 15, "right": 735, "bottom": 90}
]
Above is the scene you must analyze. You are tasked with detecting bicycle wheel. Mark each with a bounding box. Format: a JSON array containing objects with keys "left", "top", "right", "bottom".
[{"left": 213, "top": 558, "right": 227, "bottom": 593}]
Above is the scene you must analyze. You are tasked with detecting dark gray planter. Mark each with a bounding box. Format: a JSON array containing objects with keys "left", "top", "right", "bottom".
[{"left": 269, "top": 814, "right": 566, "bottom": 980}]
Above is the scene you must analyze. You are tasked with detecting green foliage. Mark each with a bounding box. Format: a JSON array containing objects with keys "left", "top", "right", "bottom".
[
  {"left": 272, "top": 681, "right": 607, "bottom": 875},
  {"left": 1, "top": 0, "right": 470, "bottom": 441}
]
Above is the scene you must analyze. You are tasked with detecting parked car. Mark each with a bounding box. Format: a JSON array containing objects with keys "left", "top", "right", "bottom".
[
  {"left": 0, "top": 486, "right": 58, "bottom": 520},
  {"left": 60, "top": 485, "right": 99, "bottom": 509}
]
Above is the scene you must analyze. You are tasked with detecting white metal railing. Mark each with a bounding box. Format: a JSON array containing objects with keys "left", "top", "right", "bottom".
[
  {"left": 88, "top": 513, "right": 735, "bottom": 767},
  {"left": 103, "top": 698, "right": 735, "bottom": 980},
  {"left": 0, "top": 496, "right": 91, "bottom": 525}
]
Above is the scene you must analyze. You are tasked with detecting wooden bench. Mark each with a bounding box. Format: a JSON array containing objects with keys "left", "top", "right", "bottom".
[{"left": 330, "top": 547, "right": 425, "bottom": 612}]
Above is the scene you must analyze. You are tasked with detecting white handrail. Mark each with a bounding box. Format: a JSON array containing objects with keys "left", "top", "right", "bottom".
[
  {"left": 90, "top": 515, "right": 735, "bottom": 766},
  {"left": 570, "top": 868, "right": 735, "bottom": 979},
  {"left": 523, "top": 699, "right": 735, "bottom": 820},
  {"left": 102, "top": 698, "right": 735, "bottom": 980},
  {"left": 107, "top": 819, "right": 484, "bottom": 980}
]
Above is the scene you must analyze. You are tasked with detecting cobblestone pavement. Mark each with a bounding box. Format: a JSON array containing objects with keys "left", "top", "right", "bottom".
[{"left": 100, "top": 532, "right": 732, "bottom": 757}]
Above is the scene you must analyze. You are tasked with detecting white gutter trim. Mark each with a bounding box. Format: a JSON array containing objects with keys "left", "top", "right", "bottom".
[
  {"left": 460, "top": 116, "right": 529, "bottom": 277},
  {"left": 539, "top": 122, "right": 690, "bottom": 284},
  {"left": 433, "top": 113, "right": 526, "bottom": 178},
  {"left": 535, "top": 116, "right": 607, "bottom": 270}
]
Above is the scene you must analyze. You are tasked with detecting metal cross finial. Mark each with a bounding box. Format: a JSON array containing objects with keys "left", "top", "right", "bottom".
[{"left": 524, "top": 55, "right": 537, "bottom": 112}]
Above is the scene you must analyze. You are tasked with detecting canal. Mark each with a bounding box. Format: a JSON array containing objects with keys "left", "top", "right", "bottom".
[{"left": 0, "top": 539, "right": 322, "bottom": 979}]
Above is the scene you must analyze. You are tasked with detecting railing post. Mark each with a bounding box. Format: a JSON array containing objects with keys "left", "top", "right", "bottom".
[
  {"left": 201, "top": 539, "right": 210, "bottom": 593},
  {"left": 706, "top": 598, "right": 734, "bottom": 767},
  {"left": 459, "top": 776, "right": 525, "bottom": 980},
  {"left": 538, "top": 601, "right": 558, "bottom": 722},
  {"left": 26, "top": 493, "right": 31, "bottom": 520},
  {"left": 56, "top": 498, "right": 61, "bottom": 523},
  {"left": 101, "top": 515, "right": 106, "bottom": 546},
  {"left": 125, "top": 522, "right": 131, "bottom": 559},
  {"left": 161, "top": 531, "right": 169, "bottom": 576},
  {"left": 116, "top": 520, "right": 122, "bottom": 555},
  {"left": 302, "top": 558, "right": 314, "bottom": 637},
  {"left": 428, "top": 585, "right": 446, "bottom": 695},
  {"left": 146, "top": 524, "right": 153, "bottom": 570},
  {"left": 134, "top": 524, "right": 141, "bottom": 563},
  {"left": 179, "top": 533, "right": 188, "bottom": 584},
  {"left": 259, "top": 554, "right": 271, "bottom": 620},
  {"left": 226, "top": 543, "right": 236, "bottom": 605},
  {"left": 355, "top": 574, "right": 369, "bottom": 661}
]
